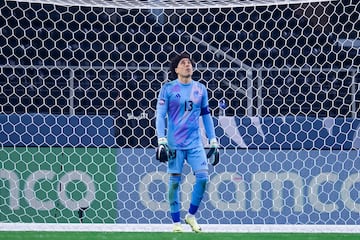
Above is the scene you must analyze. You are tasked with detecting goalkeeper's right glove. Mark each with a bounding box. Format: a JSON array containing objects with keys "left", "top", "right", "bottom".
[
  {"left": 156, "top": 137, "right": 170, "bottom": 163},
  {"left": 207, "top": 138, "right": 219, "bottom": 166}
]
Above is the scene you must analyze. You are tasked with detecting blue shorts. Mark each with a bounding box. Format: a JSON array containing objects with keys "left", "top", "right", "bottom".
[{"left": 167, "top": 148, "right": 208, "bottom": 174}]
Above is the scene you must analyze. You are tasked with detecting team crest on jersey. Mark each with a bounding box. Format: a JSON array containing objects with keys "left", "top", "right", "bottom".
[
  {"left": 192, "top": 84, "right": 203, "bottom": 98},
  {"left": 193, "top": 89, "right": 203, "bottom": 98}
]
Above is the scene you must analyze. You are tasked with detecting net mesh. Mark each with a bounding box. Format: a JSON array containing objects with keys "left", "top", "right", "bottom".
[{"left": 0, "top": 0, "right": 359, "bottom": 226}]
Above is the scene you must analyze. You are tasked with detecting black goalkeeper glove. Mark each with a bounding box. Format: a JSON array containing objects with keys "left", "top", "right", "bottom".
[
  {"left": 156, "top": 138, "right": 170, "bottom": 163},
  {"left": 207, "top": 138, "right": 219, "bottom": 166}
]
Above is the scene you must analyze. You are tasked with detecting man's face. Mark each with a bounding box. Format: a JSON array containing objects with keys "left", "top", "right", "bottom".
[{"left": 175, "top": 58, "right": 193, "bottom": 78}]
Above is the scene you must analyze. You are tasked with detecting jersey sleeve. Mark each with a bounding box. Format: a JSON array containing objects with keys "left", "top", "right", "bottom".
[
  {"left": 155, "top": 84, "right": 168, "bottom": 139},
  {"left": 202, "top": 111, "right": 216, "bottom": 140},
  {"left": 201, "top": 84, "right": 216, "bottom": 140}
]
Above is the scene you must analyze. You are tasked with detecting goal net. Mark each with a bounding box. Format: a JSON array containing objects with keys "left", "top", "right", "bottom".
[{"left": 0, "top": 0, "right": 359, "bottom": 231}]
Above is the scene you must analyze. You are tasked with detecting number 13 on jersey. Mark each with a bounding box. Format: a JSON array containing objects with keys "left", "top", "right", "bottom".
[{"left": 184, "top": 100, "right": 193, "bottom": 111}]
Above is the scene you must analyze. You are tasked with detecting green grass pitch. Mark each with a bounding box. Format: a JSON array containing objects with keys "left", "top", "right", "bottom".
[{"left": 1, "top": 232, "right": 360, "bottom": 240}]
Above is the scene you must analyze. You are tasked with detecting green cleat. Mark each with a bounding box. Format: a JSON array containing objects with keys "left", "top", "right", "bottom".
[{"left": 185, "top": 214, "right": 201, "bottom": 233}]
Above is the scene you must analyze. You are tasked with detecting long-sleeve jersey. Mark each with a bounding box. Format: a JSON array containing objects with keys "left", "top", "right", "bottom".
[{"left": 156, "top": 79, "right": 216, "bottom": 150}]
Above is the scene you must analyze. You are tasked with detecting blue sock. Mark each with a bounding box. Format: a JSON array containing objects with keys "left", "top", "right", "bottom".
[
  {"left": 189, "top": 172, "right": 208, "bottom": 215},
  {"left": 171, "top": 212, "right": 180, "bottom": 223},
  {"left": 189, "top": 204, "right": 198, "bottom": 215},
  {"left": 169, "top": 175, "right": 181, "bottom": 222}
]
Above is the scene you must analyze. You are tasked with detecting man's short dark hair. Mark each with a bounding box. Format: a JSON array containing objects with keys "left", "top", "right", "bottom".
[{"left": 169, "top": 52, "right": 194, "bottom": 79}]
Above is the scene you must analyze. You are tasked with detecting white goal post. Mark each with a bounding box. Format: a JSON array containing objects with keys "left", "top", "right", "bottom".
[
  {"left": 0, "top": 0, "right": 359, "bottom": 233},
  {"left": 7, "top": 0, "right": 340, "bottom": 9}
]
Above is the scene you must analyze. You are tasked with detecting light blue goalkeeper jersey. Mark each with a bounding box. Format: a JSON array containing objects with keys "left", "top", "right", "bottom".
[{"left": 156, "top": 79, "right": 216, "bottom": 150}]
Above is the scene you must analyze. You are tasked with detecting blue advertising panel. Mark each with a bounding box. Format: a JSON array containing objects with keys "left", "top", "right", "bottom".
[
  {"left": 116, "top": 148, "right": 360, "bottom": 224},
  {"left": 214, "top": 116, "right": 360, "bottom": 149},
  {"left": 0, "top": 114, "right": 115, "bottom": 147}
]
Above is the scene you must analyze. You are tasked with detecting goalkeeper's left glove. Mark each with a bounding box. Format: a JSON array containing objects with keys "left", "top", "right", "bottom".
[
  {"left": 207, "top": 138, "right": 219, "bottom": 166},
  {"left": 156, "top": 137, "right": 170, "bottom": 163}
]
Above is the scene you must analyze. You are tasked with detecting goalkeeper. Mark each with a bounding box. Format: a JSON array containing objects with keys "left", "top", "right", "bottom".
[{"left": 155, "top": 52, "right": 219, "bottom": 233}]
